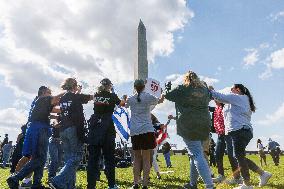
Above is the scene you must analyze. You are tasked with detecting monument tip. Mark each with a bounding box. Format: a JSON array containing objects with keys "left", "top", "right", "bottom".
[{"left": 138, "top": 19, "right": 145, "bottom": 29}]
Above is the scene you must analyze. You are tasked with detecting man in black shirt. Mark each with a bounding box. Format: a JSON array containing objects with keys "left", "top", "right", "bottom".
[
  {"left": 7, "top": 88, "right": 62, "bottom": 189},
  {"left": 50, "top": 78, "right": 93, "bottom": 189},
  {"left": 87, "top": 78, "right": 122, "bottom": 189},
  {"left": 13, "top": 86, "right": 51, "bottom": 188}
]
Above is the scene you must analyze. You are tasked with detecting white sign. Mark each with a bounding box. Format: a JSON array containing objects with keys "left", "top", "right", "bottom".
[{"left": 145, "top": 78, "right": 162, "bottom": 98}]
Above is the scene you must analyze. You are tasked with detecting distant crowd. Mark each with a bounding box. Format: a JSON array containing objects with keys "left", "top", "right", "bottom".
[{"left": 0, "top": 70, "right": 282, "bottom": 189}]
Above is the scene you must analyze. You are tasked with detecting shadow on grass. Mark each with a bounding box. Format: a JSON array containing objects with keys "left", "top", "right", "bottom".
[{"left": 265, "top": 183, "right": 284, "bottom": 189}]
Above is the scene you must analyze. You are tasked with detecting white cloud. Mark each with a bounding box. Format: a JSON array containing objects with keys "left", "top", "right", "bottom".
[
  {"left": 269, "top": 48, "right": 284, "bottom": 69},
  {"left": 242, "top": 43, "right": 270, "bottom": 68},
  {"left": 217, "top": 87, "right": 232, "bottom": 94},
  {"left": 199, "top": 76, "right": 219, "bottom": 86},
  {"left": 259, "top": 66, "right": 273, "bottom": 80},
  {"left": 243, "top": 48, "right": 259, "bottom": 67},
  {"left": 0, "top": 108, "right": 27, "bottom": 141},
  {"left": 0, "top": 0, "right": 193, "bottom": 97},
  {"left": 257, "top": 102, "right": 284, "bottom": 125},
  {"left": 259, "top": 48, "right": 284, "bottom": 79},
  {"left": 165, "top": 73, "right": 219, "bottom": 88},
  {"left": 270, "top": 11, "right": 284, "bottom": 21},
  {"left": 153, "top": 100, "right": 176, "bottom": 117}
]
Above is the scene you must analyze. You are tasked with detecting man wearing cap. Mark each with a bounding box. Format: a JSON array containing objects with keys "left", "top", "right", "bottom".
[
  {"left": 87, "top": 78, "right": 123, "bottom": 189},
  {"left": 267, "top": 138, "right": 281, "bottom": 166}
]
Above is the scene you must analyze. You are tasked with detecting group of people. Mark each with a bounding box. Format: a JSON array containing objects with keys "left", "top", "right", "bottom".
[
  {"left": 257, "top": 138, "right": 281, "bottom": 167},
  {"left": 3, "top": 70, "right": 277, "bottom": 189}
]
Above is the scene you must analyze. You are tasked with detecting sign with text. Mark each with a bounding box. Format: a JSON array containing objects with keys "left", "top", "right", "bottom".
[{"left": 145, "top": 78, "right": 162, "bottom": 98}]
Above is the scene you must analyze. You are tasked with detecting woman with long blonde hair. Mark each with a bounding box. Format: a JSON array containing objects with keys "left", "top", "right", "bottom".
[{"left": 165, "top": 70, "right": 214, "bottom": 189}]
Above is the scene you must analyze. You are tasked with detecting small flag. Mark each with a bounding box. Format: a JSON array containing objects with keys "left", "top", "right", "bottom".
[{"left": 156, "top": 128, "right": 168, "bottom": 145}]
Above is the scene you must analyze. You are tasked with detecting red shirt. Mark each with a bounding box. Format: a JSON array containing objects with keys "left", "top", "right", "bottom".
[{"left": 214, "top": 105, "right": 225, "bottom": 135}]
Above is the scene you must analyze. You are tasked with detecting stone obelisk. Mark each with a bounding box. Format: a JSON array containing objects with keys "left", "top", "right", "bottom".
[{"left": 134, "top": 19, "right": 148, "bottom": 81}]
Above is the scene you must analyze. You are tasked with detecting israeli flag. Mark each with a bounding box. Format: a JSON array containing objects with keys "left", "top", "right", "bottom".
[{"left": 112, "top": 107, "right": 131, "bottom": 142}]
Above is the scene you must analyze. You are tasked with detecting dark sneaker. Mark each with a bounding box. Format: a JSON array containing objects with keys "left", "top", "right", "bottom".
[
  {"left": 142, "top": 186, "right": 148, "bottom": 189},
  {"left": 7, "top": 176, "right": 19, "bottom": 189}
]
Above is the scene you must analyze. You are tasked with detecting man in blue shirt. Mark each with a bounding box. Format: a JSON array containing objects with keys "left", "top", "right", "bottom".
[
  {"left": 1, "top": 141, "right": 13, "bottom": 168},
  {"left": 267, "top": 138, "right": 281, "bottom": 166}
]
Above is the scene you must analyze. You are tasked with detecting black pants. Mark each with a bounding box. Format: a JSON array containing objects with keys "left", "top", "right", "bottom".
[
  {"left": 270, "top": 149, "right": 280, "bottom": 166},
  {"left": 229, "top": 128, "right": 260, "bottom": 181},
  {"left": 87, "top": 135, "right": 116, "bottom": 188},
  {"left": 10, "top": 150, "right": 22, "bottom": 173}
]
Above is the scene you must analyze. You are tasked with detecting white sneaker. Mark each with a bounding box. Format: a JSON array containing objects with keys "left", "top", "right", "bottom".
[
  {"left": 225, "top": 177, "right": 243, "bottom": 185},
  {"left": 259, "top": 171, "right": 272, "bottom": 187},
  {"left": 233, "top": 184, "right": 253, "bottom": 189},
  {"left": 212, "top": 174, "right": 226, "bottom": 183}
]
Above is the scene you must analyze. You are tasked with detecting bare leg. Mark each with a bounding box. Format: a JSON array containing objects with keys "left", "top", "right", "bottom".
[
  {"left": 142, "top": 150, "right": 152, "bottom": 187},
  {"left": 133, "top": 150, "right": 142, "bottom": 185}
]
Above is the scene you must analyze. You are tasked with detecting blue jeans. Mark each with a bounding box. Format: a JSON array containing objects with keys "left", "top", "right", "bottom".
[
  {"left": 183, "top": 139, "right": 214, "bottom": 189},
  {"left": 14, "top": 124, "right": 49, "bottom": 187},
  {"left": 229, "top": 128, "right": 259, "bottom": 181},
  {"left": 163, "top": 152, "right": 172, "bottom": 167},
  {"left": 48, "top": 137, "right": 63, "bottom": 179},
  {"left": 52, "top": 126, "right": 83, "bottom": 189},
  {"left": 215, "top": 134, "right": 240, "bottom": 178},
  {"left": 2, "top": 152, "right": 10, "bottom": 167}
]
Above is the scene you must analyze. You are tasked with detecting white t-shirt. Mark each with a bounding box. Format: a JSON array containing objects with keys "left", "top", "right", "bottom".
[
  {"left": 257, "top": 143, "right": 264, "bottom": 151},
  {"left": 126, "top": 92, "right": 159, "bottom": 136}
]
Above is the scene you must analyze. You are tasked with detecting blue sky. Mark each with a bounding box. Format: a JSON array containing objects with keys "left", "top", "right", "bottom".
[{"left": 0, "top": 0, "right": 284, "bottom": 150}]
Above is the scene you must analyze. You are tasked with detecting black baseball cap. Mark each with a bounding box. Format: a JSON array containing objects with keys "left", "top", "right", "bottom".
[{"left": 100, "top": 78, "right": 112, "bottom": 86}]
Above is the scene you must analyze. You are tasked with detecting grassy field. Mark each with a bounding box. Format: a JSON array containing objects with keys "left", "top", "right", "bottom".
[{"left": 0, "top": 155, "right": 283, "bottom": 189}]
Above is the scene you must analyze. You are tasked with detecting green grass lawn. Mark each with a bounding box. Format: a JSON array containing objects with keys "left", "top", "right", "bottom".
[{"left": 0, "top": 155, "right": 283, "bottom": 188}]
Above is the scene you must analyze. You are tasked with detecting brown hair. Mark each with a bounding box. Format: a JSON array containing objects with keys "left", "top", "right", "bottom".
[
  {"left": 61, "top": 78, "right": 77, "bottom": 91},
  {"left": 183, "top": 70, "right": 206, "bottom": 88}
]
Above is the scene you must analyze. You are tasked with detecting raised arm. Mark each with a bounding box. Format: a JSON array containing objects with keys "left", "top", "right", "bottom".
[
  {"left": 164, "top": 86, "right": 183, "bottom": 103},
  {"left": 210, "top": 91, "right": 242, "bottom": 105},
  {"left": 51, "top": 93, "right": 65, "bottom": 106}
]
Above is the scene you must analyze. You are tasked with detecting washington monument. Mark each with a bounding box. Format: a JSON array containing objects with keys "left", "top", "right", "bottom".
[{"left": 134, "top": 19, "right": 148, "bottom": 81}]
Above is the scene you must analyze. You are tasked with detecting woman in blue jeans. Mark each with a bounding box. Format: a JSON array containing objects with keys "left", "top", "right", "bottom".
[
  {"left": 210, "top": 84, "right": 272, "bottom": 189},
  {"left": 165, "top": 71, "right": 214, "bottom": 189}
]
